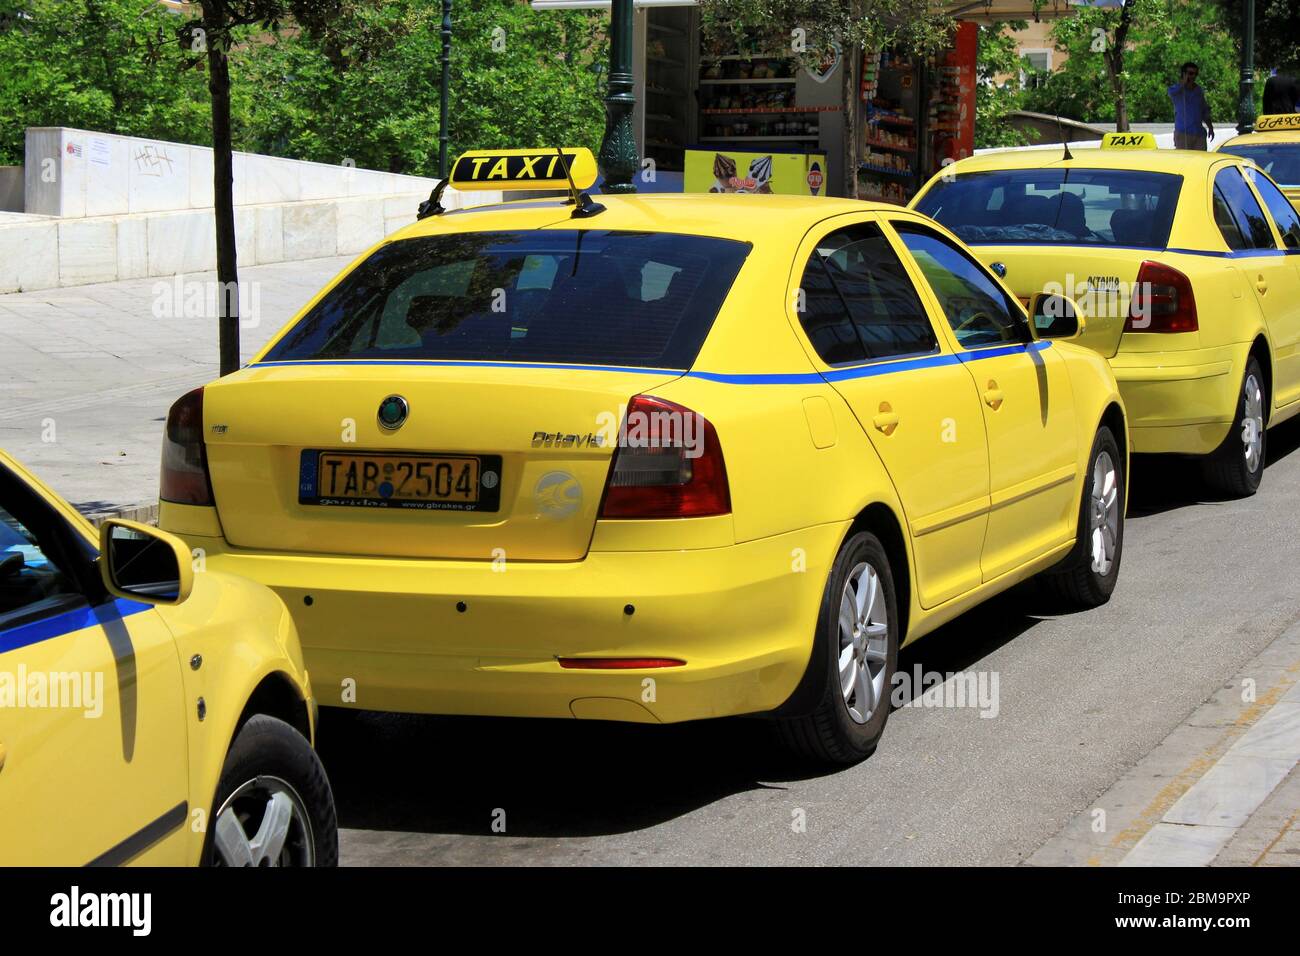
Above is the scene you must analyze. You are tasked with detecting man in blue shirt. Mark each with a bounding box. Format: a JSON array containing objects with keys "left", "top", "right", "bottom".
[{"left": 1168, "top": 61, "right": 1214, "bottom": 150}]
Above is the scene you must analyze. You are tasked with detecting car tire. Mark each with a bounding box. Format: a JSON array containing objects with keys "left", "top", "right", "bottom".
[
  {"left": 775, "top": 531, "right": 899, "bottom": 766},
  {"left": 203, "top": 714, "right": 338, "bottom": 867},
  {"left": 1041, "top": 425, "right": 1124, "bottom": 609},
  {"left": 1201, "top": 356, "right": 1266, "bottom": 498}
]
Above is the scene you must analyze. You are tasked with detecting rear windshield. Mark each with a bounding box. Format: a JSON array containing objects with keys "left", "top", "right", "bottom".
[
  {"left": 1219, "top": 144, "right": 1300, "bottom": 187},
  {"left": 914, "top": 168, "right": 1183, "bottom": 249},
  {"left": 262, "top": 229, "right": 751, "bottom": 369}
]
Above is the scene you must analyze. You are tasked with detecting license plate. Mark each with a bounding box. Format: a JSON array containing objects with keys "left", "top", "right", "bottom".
[{"left": 298, "top": 450, "right": 503, "bottom": 512}]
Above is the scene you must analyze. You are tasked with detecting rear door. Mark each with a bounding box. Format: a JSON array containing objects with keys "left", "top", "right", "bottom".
[
  {"left": 787, "top": 215, "right": 989, "bottom": 609},
  {"left": 890, "top": 219, "right": 1079, "bottom": 582},
  {"left": 1235, "top": 166, "right": 1300, "bottom": 407}
]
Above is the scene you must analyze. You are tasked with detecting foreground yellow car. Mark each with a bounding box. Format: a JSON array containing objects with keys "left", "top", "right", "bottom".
[
  {"left": 0, "top": 449, "right": 336, "bottom": 865},
  {"left": 159, "top": 148, "right": 1127, "bottom": 764},
  {"left": 912, "top": 136, "right": 1300, "bottom": 496},
  {"left": 1220, "top": 113, "right": 1300, "bottom": 212}
]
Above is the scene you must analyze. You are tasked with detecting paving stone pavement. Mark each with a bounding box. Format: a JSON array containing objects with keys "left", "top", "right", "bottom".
[{"left": 0, "top": 255, "right": 354, "bottom": 514}]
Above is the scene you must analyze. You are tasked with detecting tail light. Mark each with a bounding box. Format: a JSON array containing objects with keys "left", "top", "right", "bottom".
[
  {"left": 160, "top": 387, "right": 214, "bottom": 505},
  {"left": 1126, "top": 260, "right": 1198, "bottom": 333},
  {"left": 598, "top": 395, "right": 730, "bottom": 519}
]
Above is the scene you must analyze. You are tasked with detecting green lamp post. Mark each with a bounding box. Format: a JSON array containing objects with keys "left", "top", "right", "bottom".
[{"left": 598, "top": 0, "right": 638, "bottom": 193}]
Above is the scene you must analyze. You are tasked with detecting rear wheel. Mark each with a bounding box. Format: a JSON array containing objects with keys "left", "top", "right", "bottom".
[
  {"left": 1202, "top": 356, "right": 1266, "bottom": 497},
  {"left": 1041, "top": 426, "right": 1124, "bottom": 609},
  {"left": 775, "top": 531, "right": 899, "bottom": 766}
]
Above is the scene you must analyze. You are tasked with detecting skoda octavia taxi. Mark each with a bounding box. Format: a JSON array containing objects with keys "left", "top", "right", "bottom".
[
  {"left": 0, "top": 448, "right": 336, "bottom": 866},
  {"left": 912, "top": 133, "right": 1300, "bottom": 496},
  {"left": 158, "top": 148, "right": 1128, "bottom": 765}
]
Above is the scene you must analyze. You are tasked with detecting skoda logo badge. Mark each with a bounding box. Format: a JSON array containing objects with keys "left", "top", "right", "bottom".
[{"left": 377, "top": 395, "right": 409, "bottom": 431}]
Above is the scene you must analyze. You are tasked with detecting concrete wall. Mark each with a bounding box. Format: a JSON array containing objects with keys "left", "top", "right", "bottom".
[
  {"left": 0, "top": 167, "right": 22, "bottom": 212},
  {"left": 23, "top": 127, "right": 444, "bottom": 218},
  {"left": 2, "top": 127, "right": 501, "bottom": 293}
]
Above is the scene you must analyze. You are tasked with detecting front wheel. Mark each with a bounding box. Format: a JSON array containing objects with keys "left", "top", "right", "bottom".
[
  {"left": 1040, "top": 425, "right": 1124, "bottom": 609},
  {"left": 1201, "top": 356, "right": 1266, "bottom": 497},
  {"left": 203, "top": 714, "right": 338, "bottom": 867},
  {"left": 774, "top": 531, "right": 899, "bottom": 766}
]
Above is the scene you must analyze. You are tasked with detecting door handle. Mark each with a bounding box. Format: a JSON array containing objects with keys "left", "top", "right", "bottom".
[
  {"left": 1257, "top": 274, "right": 1268, "bottom": 295},
  {"left": 983, "top": 380, "right": 1004, "bottom": 410},
  {"left": 872, "top": 401, "right": 899, "bottom": 435},
  {"left": 0, "top": 740, "right": 6, "bottom": 772}
]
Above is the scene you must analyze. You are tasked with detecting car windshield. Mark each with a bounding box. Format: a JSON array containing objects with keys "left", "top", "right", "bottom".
[
  {"left": 261, "top": 229, "right": 751, "bottom": 369},
  {"left": 914, "top": 168, "right": 1183, "bottom": 248},
  {"left": 1219, "top": 144, "right": 1300, "bottom": 187}
]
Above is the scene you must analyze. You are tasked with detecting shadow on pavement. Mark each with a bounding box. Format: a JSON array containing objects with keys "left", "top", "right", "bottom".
[{"left": 1127, "top": 414, "right": 1300, "bottom": 519}]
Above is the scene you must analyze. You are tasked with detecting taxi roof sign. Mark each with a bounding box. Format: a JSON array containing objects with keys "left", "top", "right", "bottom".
[
  {"left": 449, "top": 147, "right": 598, "bottom": 191},
  {"left": 1101, "top": 131, "right": 1158, "bottom": 150},
  {"left": 417, "top": 146, "right": 604, "bottom": 221},
  {"left": 1255, "top": 114, "right": 1300, "bottom": 132}
]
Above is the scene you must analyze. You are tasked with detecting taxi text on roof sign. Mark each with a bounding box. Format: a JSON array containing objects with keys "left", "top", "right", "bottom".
[
  {"left": 449, "top": 148, "right": 597, "bottom": 191},
  {"left": 1101, "top": 131, "right": 1157, "bottom": 150},
  {"left": 1255, "top": 114, "right": 1300, "bottom": 132}
]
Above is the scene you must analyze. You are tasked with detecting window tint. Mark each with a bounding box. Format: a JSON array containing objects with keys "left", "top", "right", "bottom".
[
  {"left": 0, "top": 472, "right": 90, "bottom": 632},
  {"left": 1212, "top": 185, "right": 1248, "bottom": 250},
  {"left": 794, "top": 223, "right": 938, "bottom": 364},
  {"left": 1248, "top": 171, "right": 1300, "bottom": 249},
  {"left": 914, "top": 168, "right": 1182, "bottom": 249},
  {"left": 895, "top": 224, "right": 1028, "bottom": 348},
  {"left": 263, "top": 230, "right": 751, "bottom": 369},
  {"left": 1219, "top": 144, "right": 1300, "bottom": 187},
  {"left": 1214, "top": 167, "right": 1276, "bottom": 249}
]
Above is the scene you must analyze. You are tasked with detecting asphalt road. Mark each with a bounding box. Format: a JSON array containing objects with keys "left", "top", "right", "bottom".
[{"left": 324, "top": 417, "right": 1300, "bottom": 866}]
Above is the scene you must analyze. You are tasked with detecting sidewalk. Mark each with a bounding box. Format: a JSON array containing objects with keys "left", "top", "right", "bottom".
[
  {"left": 0, "top": 255, "right": 352, "bottom": 516},
  {"left": 1028, "top": 618, "right": 1300, "bottom": 866}
]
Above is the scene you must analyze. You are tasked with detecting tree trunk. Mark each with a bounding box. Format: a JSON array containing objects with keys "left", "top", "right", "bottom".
[
  {"left": 1107, "top": 7, "right": 1135, "bottom": 132},
  {"left": 203, "top": 3, "right": 240, "bottom": 376},
  {"left": 843, "top": 43, "right": 859, "bottom": 199}
]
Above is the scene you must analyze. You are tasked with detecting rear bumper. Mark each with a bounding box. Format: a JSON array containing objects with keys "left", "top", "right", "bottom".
[
  {"left": 1109, "top": 346, "right": 1241, "bottom": 454},
  {"left": 165, "top": 504, "right": 846, "bottom": 724}
]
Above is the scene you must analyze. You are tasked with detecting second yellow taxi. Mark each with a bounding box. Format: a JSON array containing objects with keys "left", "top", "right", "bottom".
[
  {"left": 158, "top": 148, "right": 1127, "bottom": 765},
  {"left": 913, "top": 133, "right": 1300, "bottom": 496}
]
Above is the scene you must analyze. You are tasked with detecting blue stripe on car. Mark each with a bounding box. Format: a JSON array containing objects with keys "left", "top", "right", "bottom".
[{"left": 0, "top": 598, "right": 153, "bottom": 655}]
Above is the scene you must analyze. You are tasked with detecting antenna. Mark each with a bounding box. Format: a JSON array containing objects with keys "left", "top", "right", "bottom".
[
  {"left": 1056, "top": 115, "right": 1073, "bottom": 161},
  {"left": 557, "top": 146, "right": 605, "bottom": 218},
  {"left": 417, "top": 178, "right": 450, "bottom": 220}
]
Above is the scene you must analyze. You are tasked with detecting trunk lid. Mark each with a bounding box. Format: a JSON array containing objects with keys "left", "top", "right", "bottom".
[
  {"left": 966, "top": 244, "right": 1145, "bottom": 358},
  {"left": 203, "top": 363, "right": 682, "bottom": 560}
]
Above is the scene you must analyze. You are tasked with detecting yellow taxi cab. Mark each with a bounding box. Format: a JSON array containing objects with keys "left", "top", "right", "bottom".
[
  {"left": 1220, "top": 113, "right": 1300, "bottom": 212},
  {"left": 0, "top": 448, "right": 336, "bottom": 865},
  {"left": 158, "top": 147, "right": 1127, "bottom": 765},
  {"left": 912, "top": 132, "right": 1300, "bottom": 496}
]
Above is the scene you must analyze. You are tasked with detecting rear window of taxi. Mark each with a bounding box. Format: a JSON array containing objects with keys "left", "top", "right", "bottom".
[
  {"left": 1218, "top": 144, "right": 1300, "bottom": 187},
  {"left": 914, "top": 169, "right": 1182, "bottom": 249},
  {"left": 262, "top": 229, "right": 751, "bottom": 369}
]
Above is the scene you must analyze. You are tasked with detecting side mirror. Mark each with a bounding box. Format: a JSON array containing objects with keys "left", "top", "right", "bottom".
[
  {"left": 98, "top": 519, "right": 193, "bottom": 605},
  {"left": 1029, "top": 292, "right": 1087, "bottom": 340}
]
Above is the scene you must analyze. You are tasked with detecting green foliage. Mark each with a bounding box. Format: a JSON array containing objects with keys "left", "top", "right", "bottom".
[
  {"left": 234, "top": 0, "right": 609, "bottom": 175},
  {"left": 0, "top": 0, "right": 607, "bottom": 174},
  {"left": 0, "top": 0, "right": 212, "bottom": 164},
  {"left": 974, "top": 22, "right": 1032, "bottom": 149},
  {"left": 1024, "top": 0, "right": 1247, "bottom": 125},
  {"left": 1216, "top": 0, "right": 1300, "bottom": 73}
]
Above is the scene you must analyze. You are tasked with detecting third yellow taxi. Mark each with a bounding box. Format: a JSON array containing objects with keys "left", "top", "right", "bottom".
[
  {"left": 1220, "top": 112, "right": 1300, "bottom": 213},
  {"left": 158, "top": 147, "right": 1126, "bottom": 765},
  {"left": 912, "top": 131, "right": 1300, "bottom": 496}
]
